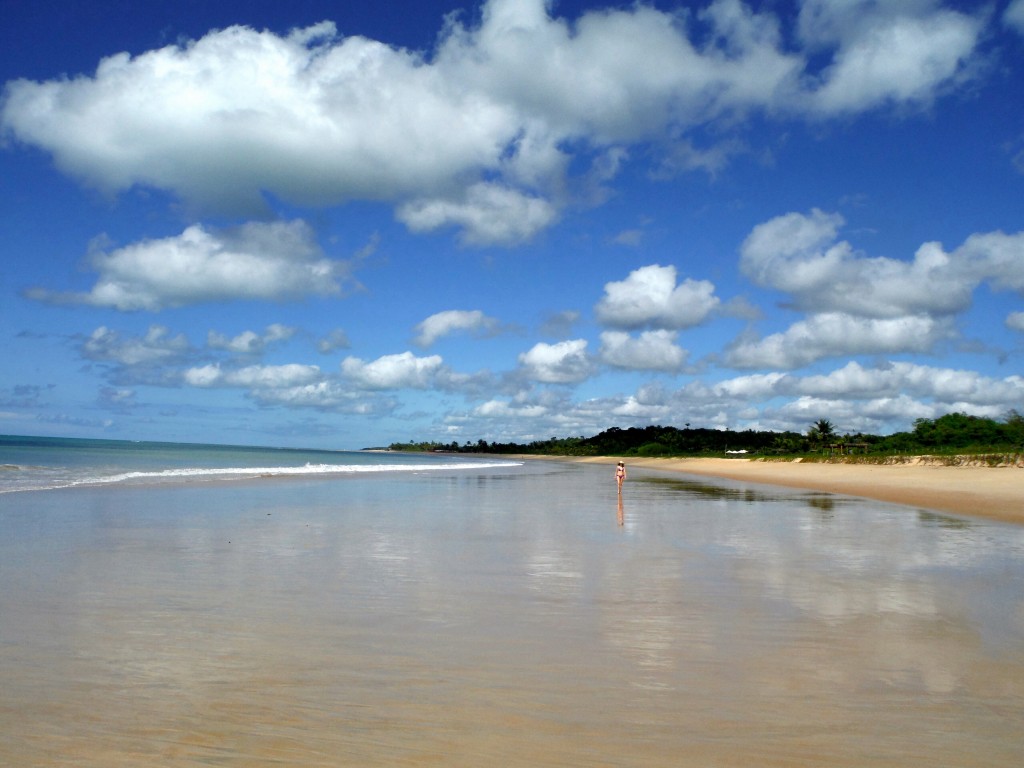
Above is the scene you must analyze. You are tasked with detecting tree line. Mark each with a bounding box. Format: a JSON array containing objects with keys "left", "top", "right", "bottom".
[{"left": 387, "top": 411, "right": 1024, "bottom": 457}]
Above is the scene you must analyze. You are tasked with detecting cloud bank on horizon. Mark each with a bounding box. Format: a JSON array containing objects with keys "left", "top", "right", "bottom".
[{"left": 1, "top": 0, "right": 1023, "bottom": 448}]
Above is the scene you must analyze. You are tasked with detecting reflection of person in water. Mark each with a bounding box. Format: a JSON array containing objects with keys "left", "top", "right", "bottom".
[
  {"left": 615, "top": 461, "right": 626, "bottom": 494},
  {"left": 617, "top": 492, "right": 624, "bottom": 526}
]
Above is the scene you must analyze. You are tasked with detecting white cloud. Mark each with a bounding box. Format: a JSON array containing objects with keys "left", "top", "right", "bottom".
[
  {"left": 610, "top": 395, "right": 672, "bottom": 421},
  {"left": 725, "top": 313, "right": 953, "bottom": 369},
  {"left": 712, "top": 371, "right": 789, "bottom": 400},
  {"left": 414, "top": 309, "right": 499, "bottom": 346},
  {"left": 397, "top": 182, "right": 558, "bottom": 246},
  {"left": 207, "top": 324, "right": 296, "bottom": 355},
  {"left": 82, "top": 325, "right": 189, "bottom": 366},
  {"left": 956, "top": 230, "right": 1024, "bottom": 292},
  {"left": 679, "top": 361, "right": 1024, "bottom": 434},
  {"left": 786, "top": 361, "right": 895, "bottom": 398},
  {"left": 473, "top": 400, "right": 547, "bottom": 419},
  {"left": 184, "top": 363, "right": 322, "bottom": 389},
  {"left": 714, "top": 360, "right": 1024, "bottom": 407},
  {"left": 341, "top": 351, "right": 444, "bottom": 389},
  {"left": 739, "top": 210, "right": 974, "bottom": 317},
  {"left": 181, "top": 365, "right": 221, "bottom": 388},
  {"left": 739, "top": 208, "right": 846, "bottom": 288},
  {"left": 1004, "top": 0, "right": 1024, "bottom": 35},
  {"left": 518, "top": 339, "right": 593, "bottom": 383},
  {"left": 595, "top": 264, "right": 719, "bottom": 330},
  {"left": 1, "top": 22, "right": 512, "bottom": 213},
  {"left": 599, "top": 330, "right": 688, "bottom": 372},
  {"left": 27, "top": 221, "right": 347, "bottom": 311},
  {"left": 1007, "top": 311, "right": 1024, "bottom": 332},
  {"left": 768, "top": 393, "right": 935, "bottom": 433},
  {"left": 182, "top": 361, "right": 391, "bottom": 414},
  {"left": 890, "top": 363, "right": 1024, "bottom": 406},
  {"left": 799, "top": 4, "right": 985, "bottom": 114},
  {"left": 250, "top": 381, "right": 396, "bottom": 414},
  {"left": 442, "top": 356, "right": 1024, "bottom": 441},
  {"left": 735, "top": 213, "right": 1024, "bottom": 368},
  {"left": 1, "top": 0, "right": 988, "bottom": 246}
]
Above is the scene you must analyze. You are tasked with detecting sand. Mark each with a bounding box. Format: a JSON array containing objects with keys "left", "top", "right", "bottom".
[
  {"left": 3, "top": 465, "right": 1024, "bottom": 766},
  {"left": 528, "top": 455, "right": 1024, "bottom": 525}
]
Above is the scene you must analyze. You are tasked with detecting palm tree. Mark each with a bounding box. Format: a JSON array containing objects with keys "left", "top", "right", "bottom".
[{"left": 807, "top": 419, "right": 836, "bottom": 452}]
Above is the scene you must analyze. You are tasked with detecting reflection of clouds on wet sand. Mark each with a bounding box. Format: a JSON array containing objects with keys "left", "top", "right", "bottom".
[
  {"left": 598, "top": 554, "right": 692, "bottom": 690},
  {"left": 367, "top": 531, "right": 414, "bottom": 575},
  {"left": 526, "top": 544, "right": 583, "bottom": 599},
  {"left": 5, "top": 464, "right": 1024, "bottom": 766},
  {"left": 690, "top": 484, "right": 1023, "bottom": 695}
]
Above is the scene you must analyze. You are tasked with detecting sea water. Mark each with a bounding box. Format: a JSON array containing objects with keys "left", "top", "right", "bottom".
[
  {"left": 2, "top": 436, "right": 1023, "bottom": 766},
  {"left": 0, "top": 434, "right": 521, "bottom": 493}
]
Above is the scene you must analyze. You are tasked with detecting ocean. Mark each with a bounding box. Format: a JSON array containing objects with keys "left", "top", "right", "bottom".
[
  {"left": 0, "top": 434, "right": 523, "bottom": 494},
  {"left": 2, "top": 434, "right": 1023, "bottom": 766}
]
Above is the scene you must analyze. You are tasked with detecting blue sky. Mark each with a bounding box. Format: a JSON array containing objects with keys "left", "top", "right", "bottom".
[{"left": 2, "top": 0, "right": 1023, "bottom": 450}]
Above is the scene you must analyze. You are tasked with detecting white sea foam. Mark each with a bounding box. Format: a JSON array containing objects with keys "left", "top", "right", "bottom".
[
  {"left": 96, "top": 461, "right": 522, "bottom": 485},
  {"left": 0, "top": 436, "right": 525, "bottom": 493}
]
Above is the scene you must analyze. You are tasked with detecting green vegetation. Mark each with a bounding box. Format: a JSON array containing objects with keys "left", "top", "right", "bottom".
[{"left": 388, "top": 411, "right": 1024, "bottom": 460}]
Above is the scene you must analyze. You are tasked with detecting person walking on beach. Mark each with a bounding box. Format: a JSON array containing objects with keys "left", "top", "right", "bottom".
[{"left": 615, "top": 461, "right": 626, "bottom": 493}]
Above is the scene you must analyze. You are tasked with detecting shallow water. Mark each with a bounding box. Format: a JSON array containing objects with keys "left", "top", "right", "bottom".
[{"left": 2, "top": 461, "right": 1023, "bottom": 766}]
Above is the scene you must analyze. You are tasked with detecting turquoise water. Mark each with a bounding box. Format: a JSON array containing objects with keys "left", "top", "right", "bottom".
[{"left": 0, "top": 434, "right": 521, "bottom": 493}]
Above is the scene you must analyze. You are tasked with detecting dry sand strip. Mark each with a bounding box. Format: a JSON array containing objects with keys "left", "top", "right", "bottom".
[{"left": 527, "top": 455, "right": 1024, "bottom": 526}]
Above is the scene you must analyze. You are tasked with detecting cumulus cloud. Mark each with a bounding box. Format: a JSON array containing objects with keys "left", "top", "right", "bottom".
[
  {"left": 27, "top": 220, "right": 348, "bottom": 311},
  {"left": 251, "top": 382, "right": 397, "bottom": 414},
  {"left": 955, "top": 230, "right": 1024, "bottom": 292},
  {"left": 1, "top": 0, "right": 989, "bottom": 245},
  {"left": 725, "top": 313, "right": 953, "bottom": 369},
  {"left": 472, "top": 399, "right": 548, "bottom": 419},
  {"left": 739, "top": 209, "right": 974, "bottom": 317},
  {"left": 1004, "top": 0, "right": 1024, "bottom": 35},
  {"left": 460, "top": 352, "right": 1024, "bottom": 439},
  {"left": 641, "top": 361, "right": 1024, "bottom": 434},
  {"left": 599, "top": 330, "right": 688, "bottom": 372},
  {"left": 595, "top": 264, "right": 720, "bottom": 330},
  {"left": 609, "top": 395, "right": 672, "bottom": 421},
  {"left": 518, "top": 339, "right": 594, "bottom": 383},
  {"left": 207, "top": 324, "right": 296, "bottom": 355},
  {"left": 184, "top": 363, "right": 322, "bottom": 389},
  {"left": 712, "top": 360, "right": 1024, "bottom": 407},
  {"left": 82, "top": 325, "right": 190, "bottom": 366},
  {"left": 341, "top": 351, "right": 444, "bottom": 389},
  {"left": 443, "top": 356, "right": 1024, "bottom": 441},
  {"left": 796, "top": 1, "right": 985, "bottom": 114},
  {"left": 398, "top": 183, "right": 559, "bottom": 246},
  {"left": 414, "top": 309, "right": 499, "bottom": 346},
  {"left": 735, "top": 211, "right": 1024, "bottom": 368}
]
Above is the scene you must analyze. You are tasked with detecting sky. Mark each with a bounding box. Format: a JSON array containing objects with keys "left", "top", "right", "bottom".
[{"left": 2, "top": 0, "right": 1023, "bottom": 450}]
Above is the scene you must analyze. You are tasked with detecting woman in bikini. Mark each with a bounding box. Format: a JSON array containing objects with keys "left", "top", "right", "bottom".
[{"left": 615, "top": 461, "right": 626, "bottom": 493}]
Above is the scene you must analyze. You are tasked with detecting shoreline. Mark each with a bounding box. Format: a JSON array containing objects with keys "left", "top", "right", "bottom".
[{"left": 521, "top": 455, "right": 1024, "bottom": 526}]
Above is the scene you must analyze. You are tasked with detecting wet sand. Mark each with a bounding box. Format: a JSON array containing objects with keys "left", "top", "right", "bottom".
[
  {"left": 537, "top": 455, "right": 1024, "bottom": 525},
  {"left": 2, "top": 464, "right": 1024, "bottom": 766}
]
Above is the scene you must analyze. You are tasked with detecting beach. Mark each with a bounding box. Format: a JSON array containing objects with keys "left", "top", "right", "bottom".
[
  {"left": 541, "top": 455, "right": 1024, "bottom": 526},
  {"left": 2, "top": 450, "right": 1024, "bottom": 766}
]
